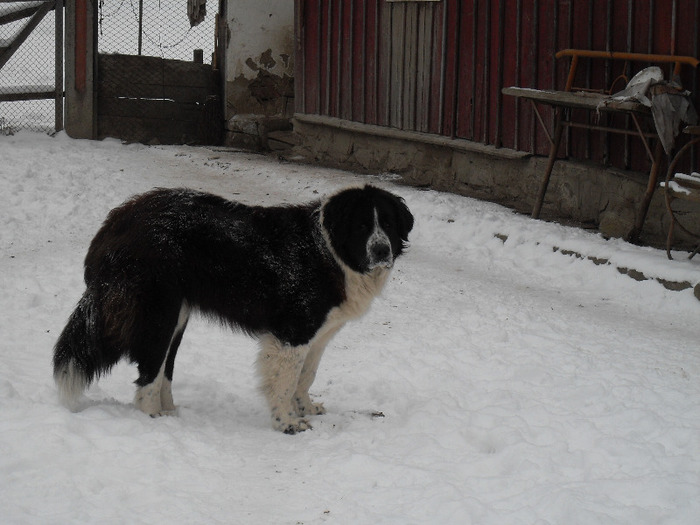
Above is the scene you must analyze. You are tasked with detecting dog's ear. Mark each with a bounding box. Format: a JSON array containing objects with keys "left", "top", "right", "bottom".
[
  {"left": 322, "top": 190, "right": 358, "bottom": 240},
  {"left": 393, "top": 195, "right": 414, "bottom": 242},
  {"left": 364, "top": 185, "right": 414, "bottom": 242}
]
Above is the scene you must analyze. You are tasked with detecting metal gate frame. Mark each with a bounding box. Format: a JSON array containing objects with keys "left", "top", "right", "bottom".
[{"left": 0, "top": 0, "right": 64, "bottom": 132}]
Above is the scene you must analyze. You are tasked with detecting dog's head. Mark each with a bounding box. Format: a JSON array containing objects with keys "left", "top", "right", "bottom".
[{"left": 321, "top": 185, "right": 414, "bottom": 274}]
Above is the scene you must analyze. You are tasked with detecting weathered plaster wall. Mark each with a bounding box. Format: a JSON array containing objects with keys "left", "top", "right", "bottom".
[
  {"left": 224, "top": 0, "right": 294, "bottom": 146},
  {"left": 293, "top": 115, "right": 700, "bottom": 250}
]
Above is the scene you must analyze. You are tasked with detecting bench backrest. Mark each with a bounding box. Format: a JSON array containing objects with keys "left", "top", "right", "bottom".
[{"left": 556, "top": 49, "right": 699, "bottom": 93}]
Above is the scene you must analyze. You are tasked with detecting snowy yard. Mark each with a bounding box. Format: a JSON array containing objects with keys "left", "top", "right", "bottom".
[{"left": 1, "top": 132, "right": 699, "bottom": 524}]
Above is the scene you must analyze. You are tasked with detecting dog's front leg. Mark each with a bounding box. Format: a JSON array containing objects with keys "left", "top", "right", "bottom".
[
  {"left": 257, "top": 335, "right": 311, "bottom": 434},
  {"left": 293, "top": 343, "right": 327, "bottom": 417},
  {"left": 294, "top": 323, "right": 344, "bottom": 417}
]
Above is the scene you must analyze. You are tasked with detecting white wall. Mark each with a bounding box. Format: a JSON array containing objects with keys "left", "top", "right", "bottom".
[{"left": 225, "top": 0, "right": 294, "bottom": 118}]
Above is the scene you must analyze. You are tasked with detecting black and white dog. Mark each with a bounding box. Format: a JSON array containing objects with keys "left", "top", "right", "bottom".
[{"left": 53, "top": 185, "right": 413, "bottom": 433}]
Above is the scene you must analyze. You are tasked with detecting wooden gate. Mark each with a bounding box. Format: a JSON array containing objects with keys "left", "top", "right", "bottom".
[
  {"left": 65, "top": 0, "right": 224, "bottom": 145},
  {"left": 97, "top": 54, "right": 222, "bottom": 145}
]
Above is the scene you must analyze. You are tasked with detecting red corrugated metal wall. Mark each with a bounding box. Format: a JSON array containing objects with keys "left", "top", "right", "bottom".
[{"left": 295, "top": 0, "right": 700, "bottom": 172}]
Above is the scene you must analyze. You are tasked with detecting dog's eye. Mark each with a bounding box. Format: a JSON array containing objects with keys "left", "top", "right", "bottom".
[{"left": 376, "top": 214, "right": 391, "bottom": 230}]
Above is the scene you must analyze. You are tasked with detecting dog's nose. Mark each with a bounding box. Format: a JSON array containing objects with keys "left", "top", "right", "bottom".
[{"left": 371, "top": 243, "right": 391, "bottom": 262}]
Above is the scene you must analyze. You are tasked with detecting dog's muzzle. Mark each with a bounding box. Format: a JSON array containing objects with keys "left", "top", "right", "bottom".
[
  {"left": 368, "top": 240, "right": 393, "bottom": 269},
  {"left": 366, "top": 208, "right": 393, "bottom": 270}
]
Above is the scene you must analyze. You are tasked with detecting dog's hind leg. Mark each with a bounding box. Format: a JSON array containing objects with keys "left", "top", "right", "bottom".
[
  {"left": 133, "top": 299, "right": 189, "bottom": 417},
  {"left": 257, "top": 334, "right": 311, "bottom": 434},
  {"left": 160, "top": 301, "right": 190, "bottom": 413}
]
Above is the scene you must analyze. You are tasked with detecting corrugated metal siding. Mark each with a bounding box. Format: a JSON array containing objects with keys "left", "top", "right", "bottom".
[{"left": 295, "top": 0, "right": 700, "bottom": 172}]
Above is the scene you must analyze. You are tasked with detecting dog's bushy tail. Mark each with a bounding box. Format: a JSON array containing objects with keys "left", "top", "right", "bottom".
[{"left": 53, "top": 290, "right": 113, "bottom": 410}]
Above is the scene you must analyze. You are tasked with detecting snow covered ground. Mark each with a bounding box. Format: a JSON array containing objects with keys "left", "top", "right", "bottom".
[{"left": 1, "top": 132, "right": 699, "bottom": 524}]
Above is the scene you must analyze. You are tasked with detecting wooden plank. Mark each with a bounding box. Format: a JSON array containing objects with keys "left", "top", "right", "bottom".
[
  {"left": 415, "top": 3, "right": 430, "bottom": 132},
  {"left": 98, "top": 81, "right": 213, "bottom": 105},
  {"left": 402, "top": 1, "right": 417, "bottom": 130},
  {"left": 99, "top": 54, "right": 164, "bottom": 86},
  {"left": 443, "top": 0, "right": 464, "bottom": 138},
  {"left": 98, "top": 115, "right": 202, "bottom": 144},
  {"left": 363, "top": 0, "right": 378, "bottom": 125},
  {"left": 351, "top": 0, "right": 365, "bottom": 122},
  {"left": 162, "top": 62, "right": 215, "bottom": 90},
  {"left": 99, "top": 54, "right": 215, "bottom": 90},
  {"left": 99, "top": 55, "right": 215, "bottom": 103},
  {"left": 161, "top": 85, "right": 214, "bottom": 104},
  {"left": 427, "top": 0, "right": 443, "bottom": 134},
  {"left": 389, "top": 3, "right": 405, "bottom": 128},
  {"left": 498, "top": 0, "right": 520, "bottom": 149},
  {"left": 98, "top": 81, "right": 163, "bottom": 100},
  {"left": 439, "top": 0, "right": 459, "bottom": 137},
  {"left": 329, "top": 0, "right": 340, "bottom": 117},
  {"left": 98, "top": 98, "right": 202, "bottom": 121},
  {"left": 294, "top": 0, "right": 307, "bottom": 114},
  {"left": 339, "top": 0, "right": 353, "bottom": 120},
  {"left": 98, "top": 105, "right": 220, "bottom": 145},
  {"left": 471, "top": 0, "right": 486, "bottom": 142},
  {"left": 501, "top": 87, "right": 651, "bottom": 114},
  {"left": 321, "top": 0, "right": 332, "bottom": 115},
  {"left": 97, "top": 81, "right": 216, "bottom": 103},
  {"left": 378, "top": 0, "right": 391, "bottom": 126}
]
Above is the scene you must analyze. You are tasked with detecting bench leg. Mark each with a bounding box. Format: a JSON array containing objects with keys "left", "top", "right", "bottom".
[
  {"left": 666, "top": 207, "right": 676, "bottom": 260},
  {"left": 532, "top": 111, "right": 564, "bottom": 219},
  {"left": 627, "top": 141, "right": 664, "bottom": 243}
]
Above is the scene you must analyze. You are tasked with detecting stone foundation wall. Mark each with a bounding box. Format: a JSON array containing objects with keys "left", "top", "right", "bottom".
[{"left": 293, "top": 114, "right": 700, "bottom": 250}]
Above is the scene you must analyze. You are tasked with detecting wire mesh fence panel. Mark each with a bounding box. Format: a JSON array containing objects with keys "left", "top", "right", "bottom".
[
  {"left": 98, "top": 0, "right": 216, "bottom": 64},
  {"left": 0, "top": 3, "right": 59, "bottom": 135}
]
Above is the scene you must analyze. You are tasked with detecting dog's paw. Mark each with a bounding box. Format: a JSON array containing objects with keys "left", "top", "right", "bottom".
[
  {"left": 294, "top": 395, "right": 326, "bottom": 417},
  {"left": 275, "top": 417, "right": 312, "bottom": 435},
  {"left": 147, "top": 407, "right": 178, "bottom": 418},
  {"left": 302, "top": 401, "right": 326, "bottom": 416}
]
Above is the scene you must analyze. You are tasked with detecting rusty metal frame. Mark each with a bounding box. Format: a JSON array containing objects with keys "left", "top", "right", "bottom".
[
  {"left": 664, "top": 127, "right": 700, "bottom": 259},
  {"left": 525, "top": 48, "right": 700, "bottom": 242},
  {"left": 555, "top": 49, "right": 700, "bottom": 76}
]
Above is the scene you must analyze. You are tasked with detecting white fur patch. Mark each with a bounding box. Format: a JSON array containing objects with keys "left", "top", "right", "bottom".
[
  {"left": 160, "top": 378, "right": 176, "bottom": 413},
  {"left": 366, "top": 208, "right": 393, "bottom": 269},
  {"left": 257, "top": 335, "right": 311, "bottom": 434},
  {"left": 134, "top": 361, "right": 168, "bottom": 416},
  {"left": 55, "top": 360, "right": 88, "bottom": 412},
  {"left": 134, "top": 301, "right": 189, "bottom": 417}
]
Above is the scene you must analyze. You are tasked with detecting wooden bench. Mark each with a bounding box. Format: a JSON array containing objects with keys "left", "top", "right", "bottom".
[
  {"left": 662, "top": 126, "right": 700, "bottom": 259},
  {"left": 503, "top": 49, "right": 699, "bottom": 242}
]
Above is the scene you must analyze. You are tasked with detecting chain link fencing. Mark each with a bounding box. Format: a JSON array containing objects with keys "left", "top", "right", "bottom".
[
  {"left": 98, "top": 0, "right": 216, "bottom": 63},
  {"left": 0, "top": 2, "right": 60, "bottom": 135}
]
